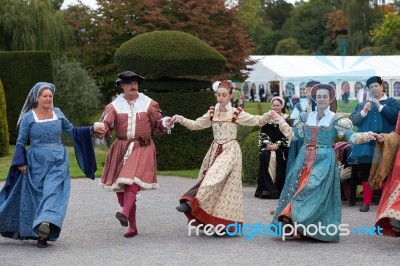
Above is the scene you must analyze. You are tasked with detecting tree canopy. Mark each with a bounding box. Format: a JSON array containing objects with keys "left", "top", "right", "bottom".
[
  {"left": 0, "top": 0, "right": 73, "bottom": 52},
  {"left": 63, "top": 0, "right": 254, "bottom": 92}
]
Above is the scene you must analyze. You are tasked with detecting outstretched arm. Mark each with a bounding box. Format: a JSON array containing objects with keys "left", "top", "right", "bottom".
[{"left": 170, "top": 111, "right": 212, "bottom": 131}]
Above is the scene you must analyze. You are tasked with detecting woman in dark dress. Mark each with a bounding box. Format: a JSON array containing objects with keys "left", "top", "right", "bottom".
[{"left": 255, "top": 96, "right": 291, "bottom": 199}]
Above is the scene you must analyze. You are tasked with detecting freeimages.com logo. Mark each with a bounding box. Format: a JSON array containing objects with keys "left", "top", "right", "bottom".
[{"left": 187, "top": 220, "right": 383, "bottom": 241}]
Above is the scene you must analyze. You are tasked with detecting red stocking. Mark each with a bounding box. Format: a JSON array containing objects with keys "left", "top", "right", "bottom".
[
  {"left": 124, "top": 202, "right": 138, "bottom": 238},
  {"left": 122, "top": 191, "right": 137, "bottom": 218},
  {"left": 117, "top": 192, "right": 124, "bottom": 207},
  {"left": 362, "top": 181, "right": 373, "bottom": 205}
]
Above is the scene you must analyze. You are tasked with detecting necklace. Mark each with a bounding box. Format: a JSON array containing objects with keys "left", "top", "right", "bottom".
[
  {"left": 36, "top": 108, "right": 51, "bottom": 120},
  {"left": 43, "top": 109, "right": 52, "bottom": 119},
  {"left": 317, "top": 113, "right": 325, "bottom": 121},
  {"left": 219, "top": 109, "right": 228, "bottom": 112}
]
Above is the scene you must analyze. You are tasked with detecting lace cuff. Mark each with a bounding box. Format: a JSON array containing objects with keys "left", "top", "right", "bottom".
[{"left": 349, "top": 131, "right": 374, "bottom": 144}]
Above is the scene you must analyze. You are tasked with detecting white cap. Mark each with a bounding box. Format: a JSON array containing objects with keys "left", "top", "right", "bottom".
[{"left": 212, "top": 81, "right": 221, "bottom": 92}]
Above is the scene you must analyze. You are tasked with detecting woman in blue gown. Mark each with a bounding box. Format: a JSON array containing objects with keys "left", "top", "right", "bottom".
[
  {"left": 0, "top": 82, "right": 104, "bottom": 248},
  {"left": 272, "top": 84, "right": 379, "bottom": 242}
]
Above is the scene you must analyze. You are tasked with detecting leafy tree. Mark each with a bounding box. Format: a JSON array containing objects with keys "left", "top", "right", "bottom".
[
  {"left": 0, "top": 79, "right": 9, "bottom": 157},
  {"left": 342, "top": 0, "right": 386, "bottom": 55},
  {"left": 253, "top": 26, "right": 283, "bottom": 55},
  {"left": 63, "top": 0, "right": 146, "bottom": 96},
  {"left": 63, "top": 0, "right": 254, "bottom": 95},
  {"left": 237, "top": 0, "right": 262, "bottom": 37},
  {"left": 50, "top": 0, "right": 63, "bottom": 10},
  {"left": 275, "top": 37, "right": 305, "bottom": 54},
  {"left": 393, "top": 0, "right": 400, "bottom": 12},
  {"left": 136, "top": 0, "right": 255, "bottom": 79},
  {"left": 371, "top": 13, "right": 400, "bottom": 54},
  {"left": 236, "top": 0, "right": 289, "bottom": 55},
  {"left": 325, "top": 9, "right": 347, "bottom": 51},
  {"left": 0, "top": 0, "right": 73, "bottom": 52},
  {"left": 53, "top": 59, "right": 101, "bottom": 125},
  {"left": 261, "top": 0, "right": 294, "bottom": 31},
  {"left": 281, "top": 0, "right": 336, "bottom": 54},
  {"left": 255, "top": 0, "right": 294, "bottom": 54}
]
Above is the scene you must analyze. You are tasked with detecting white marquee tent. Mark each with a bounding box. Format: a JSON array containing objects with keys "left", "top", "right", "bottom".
[{"left": 244, "top": 55, "right": 400, "bottom": 102}]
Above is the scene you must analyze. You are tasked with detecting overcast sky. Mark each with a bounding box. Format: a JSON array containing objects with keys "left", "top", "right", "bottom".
[{"left": 61, "top": 0, "right": 303, "bottom": 10}]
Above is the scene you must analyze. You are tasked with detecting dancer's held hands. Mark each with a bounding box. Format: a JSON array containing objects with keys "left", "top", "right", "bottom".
[
  {"left": 368, "top": 132, "right": 383, "bottom": 142},
  {"left": 169, "top": 115, "right": 182, "bottom": 124},
  {"left": 267, "top": 110, "right": 282, "bottom": 122},
  {"left": 164, "top": 117, "right": 173, "bottom": 127},
  {"left": 93, "top": 122, "right": 106, "bottom": 135}
]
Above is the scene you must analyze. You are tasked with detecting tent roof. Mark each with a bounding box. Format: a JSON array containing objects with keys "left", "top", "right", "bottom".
[{"left": 246, "top": 55, "right": 400, "bottom": 83}]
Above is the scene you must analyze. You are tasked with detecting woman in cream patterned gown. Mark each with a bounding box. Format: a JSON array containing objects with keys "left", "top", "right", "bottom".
[{"left": 171, "top": 80, "right": 291, "bottom": 231}]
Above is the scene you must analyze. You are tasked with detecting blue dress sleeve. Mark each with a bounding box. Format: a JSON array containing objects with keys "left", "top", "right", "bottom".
[
  {"left": 55, "top": 108, "right": 97, "bottom": 179},
  {"left": 72, "top": 127, "right": 97, "bottom": 180}
]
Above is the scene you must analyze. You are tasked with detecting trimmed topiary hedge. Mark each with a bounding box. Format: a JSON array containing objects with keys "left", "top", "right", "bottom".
[
  {"left": 114, "top": 30, "right": 227, "bottom": 82},
  {"left": 142, "top": 78, "right": 211, "bottom": 92},
  {"left": 0, "top": 79, "right": 9, "bottom": 157},
  {"left": 241, "top": 131, "right": 260, "bottom": 185},
  {"left": 0, "top": 51, "right": 53, "bottom": 143},
  {"left": 147, "top": 91, "right": 216, "bottom": 170}
]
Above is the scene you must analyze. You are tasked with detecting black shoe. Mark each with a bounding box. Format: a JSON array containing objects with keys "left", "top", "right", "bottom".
[
  {"left": 389, "top": 218, "right": 400, "bottom": 233},
  {"left": 359, "top": 204, "right": 370, "bottom": 212},
  {"left": 116, "top": 212, "right": 128, "bottom": 227},
  {"left": 264, "top": 193, "right": 279, "bottom": 199},
  {"left": 38, "top": 222, "right": 50, "bottom": 239},
  {"left": 260, "top": 191, "right": 279, "bottom": 199},
  {"left": 37, "top": 238, "right": 48, "bottom": 248},
  {"left": 176, "top": 202, "right": 191, "bottom": 212}
]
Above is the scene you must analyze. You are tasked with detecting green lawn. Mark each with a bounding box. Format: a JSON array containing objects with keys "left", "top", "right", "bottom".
[{"left": 158, "top": 169, "right": 199, "bottom": 179}]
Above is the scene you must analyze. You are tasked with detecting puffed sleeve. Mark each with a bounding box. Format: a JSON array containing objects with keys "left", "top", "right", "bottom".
[
  {"left": 99, "top": 103, "right": 117, "bottom": 139},
  {"left": 278, "top": 118, "right": 292, "bottom": 140},
  {"left": 235, "top": 110, "right": 272, "bottom": 126},
  {"left": 336, "top": 117, "right": 373, "bottom": 144},
  {"left": 335, "top": 117, "right": 353, "bottom": 139},
  {"left": 148, "top": 100, "right": 169, "bottom": 135},
  {"left": 176, "top": 111, "right": 212, "bottom": 130},
  {"left": 291, "top": 112, "right": 307, "bottom": 141}
]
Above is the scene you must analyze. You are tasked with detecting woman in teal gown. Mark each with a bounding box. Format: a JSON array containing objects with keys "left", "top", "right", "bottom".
[
  {"left": 0, "top": 82, "right": 103, "bottom": 248},
  {"left": 272, "top": 84, "right": 379, "bottom": 242}
]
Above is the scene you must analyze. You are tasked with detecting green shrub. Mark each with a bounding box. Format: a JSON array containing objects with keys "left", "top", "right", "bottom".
[
  {"left": 114, "top": 30, "right": 227, "bottom": 82},
  {"left": 0, "top": 79, "right": 9, "bottom": 157},
  {"left": 142, "top": 78, "right": 211, "bottom": 92},
  {"left": 241, "top": 131, "right": 260, "bottom": 184},
  {"left": 53, "top": 59, "right": 101, "bottom": 126}
]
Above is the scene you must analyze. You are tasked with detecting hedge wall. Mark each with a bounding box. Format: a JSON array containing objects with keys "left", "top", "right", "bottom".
[
  {"left": 0, "top": 79, "right": 9, "bottom": 157},
  {"left": 241, "top": 131, "right": 260, "bottom": 184},
  {"left": 114, "top": 30, "right": 226, "bottom": 82},
  {"left": 147, "top": 91, "right": 216, "bottom": 170},
  {"left": 0, "top": 51, "right": 53, "bottom": 143}
]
